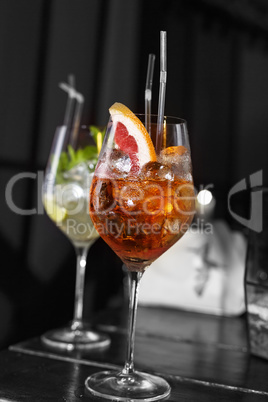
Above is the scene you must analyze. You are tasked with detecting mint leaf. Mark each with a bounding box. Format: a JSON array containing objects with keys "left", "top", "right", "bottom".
[
  {"left": 55, "top": 144, "right": 99, "bottom": 183},
  {"left": 79, "top": 145, "right": 98, "bottom": 161},
  {"left": 54, "top": 126, "right": 106, "bottom": 184}
]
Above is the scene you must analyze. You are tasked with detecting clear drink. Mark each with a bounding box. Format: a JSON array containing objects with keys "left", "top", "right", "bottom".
[
  {"left": 42, "top": 124, "right": 109, "bottom": 351},
  {"left": 44, "top": 176, "right": 99, "bottom": 248}
]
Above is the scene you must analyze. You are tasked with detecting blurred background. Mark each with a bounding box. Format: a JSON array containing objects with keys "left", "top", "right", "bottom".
[{"left": 1, "top": 0, "right": 268, "bottom": 348}]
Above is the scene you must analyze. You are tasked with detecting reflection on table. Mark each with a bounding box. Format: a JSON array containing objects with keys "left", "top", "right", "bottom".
[{"left": 0, "top": 306, "right": 267, "bottom": 401}]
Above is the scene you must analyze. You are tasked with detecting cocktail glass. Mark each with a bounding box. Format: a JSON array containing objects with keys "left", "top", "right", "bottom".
[
  {"left": 42, "top": 124, "right": 110, "bottom": 351},
  {"left": 85, "top": 107, "right": 195, "bottom": 400}
]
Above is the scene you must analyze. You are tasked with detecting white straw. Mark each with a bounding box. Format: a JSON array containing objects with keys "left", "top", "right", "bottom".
[
  {"left": 156, "top": 31, "right": 167, "bottom": 154},
  {"left": 68, "top": 74, "right": 75, "bottom": 91},
  {"left": 72, "top": 90, "right": 84, "bottom": 147},
  {"left": 59, "top": 75, "right": 85, "bottom": 148},
  {"left": 67, "top": 73, "right": 84, "bottom": 128},
  {"left": 145, "top": 53, "right": 155, "bottom": 135},
  {"left": 59, "top": 78, "right": 76, "bottom": 128}
]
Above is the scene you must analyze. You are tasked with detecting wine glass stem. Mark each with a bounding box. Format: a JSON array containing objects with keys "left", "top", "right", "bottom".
[
  {"left": 72, "top": 246, "right": 89, "bottom": 327},
  {"left": 122, "top": 270, "right": 143, "bottom": 375}
]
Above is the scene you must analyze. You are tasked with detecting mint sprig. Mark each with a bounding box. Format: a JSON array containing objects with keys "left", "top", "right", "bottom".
[{"left": 55, "top": 125, "right": 106, "bottom": 184}]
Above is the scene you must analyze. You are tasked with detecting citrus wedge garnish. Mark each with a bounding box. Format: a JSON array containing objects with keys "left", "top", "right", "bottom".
[
  {"left": 109, "top": 102, "right": 157, "bottom": 173},
  {"left": 43, "top": 195, "right": 67, "bottom": 224}
]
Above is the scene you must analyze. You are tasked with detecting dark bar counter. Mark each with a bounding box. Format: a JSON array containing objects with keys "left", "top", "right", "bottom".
[{"left": 0, "top": 306, "right": 268, "bottom": 401}]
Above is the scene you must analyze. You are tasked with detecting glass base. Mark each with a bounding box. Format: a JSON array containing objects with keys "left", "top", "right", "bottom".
[
  {"left": 41, "top": 322, "right": 110, "bottom": 351},
  {"left": 85, "top": 370, "right": 171, "bottom": 401}
]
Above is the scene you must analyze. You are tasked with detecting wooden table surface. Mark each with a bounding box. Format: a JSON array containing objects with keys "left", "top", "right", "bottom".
[{"left": 1, "top": 306, "right": 268, "bottom": 401}]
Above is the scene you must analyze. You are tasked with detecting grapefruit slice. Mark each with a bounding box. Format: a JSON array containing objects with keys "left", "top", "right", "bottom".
[{"left": 109, "top": 102, "right": 157, "bottom": 173}]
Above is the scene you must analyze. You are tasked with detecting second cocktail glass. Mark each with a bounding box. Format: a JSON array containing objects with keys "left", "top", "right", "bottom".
[
  {"left": 42, "top": 124, "right": 110, "bottom": 351},
  {"left": 85, "top": 103, "right": 195, "bottom": 400}
]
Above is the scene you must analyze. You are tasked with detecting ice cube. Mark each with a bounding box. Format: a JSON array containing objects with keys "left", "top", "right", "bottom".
[
  {"left": 141, "top": 161, "right": 174, "bottom": 180},
  {"left": 160, "top": 146, "right": 188, "bottom": 163},
  {"left": 174, "top": 182, "right": 195, "bottom": 215},
  {"left": 91, "top": 179, "right": 115, "bottom": 212},
  {"left": 116, "top": 182, "right": 144, "bottom": 214},
  {"left": 105, "top": 211, "right": 125, "bottom": 237},
  {"left": 160, "top": 146, "right": 192, "bottom": 181},
  {"left": 54, "top": 183, "right": 85, "bottom": 215},
  {"left": 108, "top": 148, "right": 131, "bottom": 177},
  {"left": 63, "top": 162, "right": 88, "bottom": 182},
  {"left": 63, "top": 162, "right": 94, "bottom": 188}
]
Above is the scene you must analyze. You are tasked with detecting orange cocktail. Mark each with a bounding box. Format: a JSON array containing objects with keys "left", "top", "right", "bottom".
[
  {"left": 89, "top": 103, "right": 195, "bottom": 271},
  {"left": 90, "top": 173, "right": 194, "bottom": 271},
  {"left": 86, "top": 102, "right": 195, "bottom": 401}
]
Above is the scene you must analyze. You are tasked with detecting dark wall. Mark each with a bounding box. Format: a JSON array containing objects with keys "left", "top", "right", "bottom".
[{"left": 1, "top": 0, "right": 268, "bottom": 347}]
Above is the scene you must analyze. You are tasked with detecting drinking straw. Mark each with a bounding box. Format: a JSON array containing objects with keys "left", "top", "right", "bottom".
[
  {"left": 145, "top": 53, "right": 155, "bottom": 135},
  {"left": 59, "top": 78, "right": 76, "bottom": 128},
  {"left": 59, "top": 76, "right": 84, "bottom": 148},
  {"left": 71, "top": 86, "right": 84, "bottom": 145},
  {"left": 68, "top": 74, "right": 76, "bottom": 91},
  {"left": 156, "top": 31, "right": 167, "bottom": 154}
]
